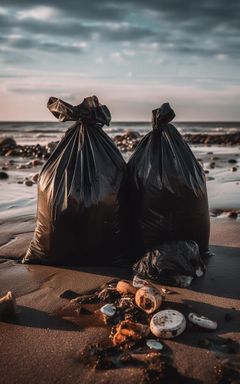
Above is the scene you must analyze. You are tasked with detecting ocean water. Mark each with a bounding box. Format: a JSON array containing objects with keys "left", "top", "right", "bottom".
[{"left": 0, "top": 121, "right": 240, "bottom": 145}]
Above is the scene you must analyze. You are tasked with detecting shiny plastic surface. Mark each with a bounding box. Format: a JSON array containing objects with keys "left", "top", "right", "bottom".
[
  {"left": 23, "top": 96, "right": 127, "bottom": 265},
  {"left": 127, "top": 102, "right": 210, "bottom": 257}
]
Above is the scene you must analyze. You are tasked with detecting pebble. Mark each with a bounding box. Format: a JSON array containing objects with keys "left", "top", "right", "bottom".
[
  {"left": 230, "top": 166, "right": 237, "bottom": 172},
  {"left": 208, "top": 162, "right": 215, "bottom": 169},
  {"left": 0, "top": 171, "right": 9, "bottom": 179},
  {"left": 227, "top": 211, "right": 238, "bottom": 219},
  {"left": 31, "top": 173, "right": 39, "bottom": 183},
  {"left": 228, "top": 159, "right": 237, "bottom": 164},
  {"left": 24, "top": 179, "right": 34, "bottom": 187},
  {"left": 31, "top": 159, "right": 43, "bottom": 166}
]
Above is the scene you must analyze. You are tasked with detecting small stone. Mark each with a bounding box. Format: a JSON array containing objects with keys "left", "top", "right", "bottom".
[
  {"left": 0, "top": 137, "right": 16, "bottom": 148},
  {"left": 31, "top": 159, "right": 43, "bottom": 166},
  {"left": 16, "top": 164, "right": 27, "bottom": 169},
  {"left": 25, "top": 179, "right": 33, "bottom": 187},
  {"left": 31, "top": 173, "right": 39, "bottom": 183},
  {"left": 204, "top": 170, "right": 209, "bottom": 174},
  {"left": 230, "top": 166, "right": 237, "bottom": 172},
  {"left": 0, "top": 171, "right": 9, "bottom": 179},
  {"left": 228, "top": 159, "right": 237, "bottom": 164},
  {"left": 208, "top": 162, "right": 215, "bottom": 169},
  {"left": 227, "top": 211, "right": 238, "bottom": 219}
]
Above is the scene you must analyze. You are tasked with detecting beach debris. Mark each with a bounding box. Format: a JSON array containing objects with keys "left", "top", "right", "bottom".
[
  {"left": 0, "top": 171, "right": 9, "bottom": 179},
  {"left": 188, "top": 313, "right": 218, "bottom": 330},
  {"left": 116, "top": 280, "right": 137, "bottom": 296},
  {"left": 135, "top": 286, "right": 162, "bottom": 314},
  {"left": 98, "top": 287, "right": 121, "bottom": 302},
  {"left": 150, "top": 309, "right": 186, "bottom": 338},
  {"left": 195, "top": 266, "right": 204, "bottom": 277},
  {"left": 160, "top": 287, "right": 174, "bottom": 295},
  {"left": 24, "top": 179, "right": 34, "bottom": 186},
  {"left": 208, "top": 161, "right": 216, "bottom": 169},
  {"left": 227, "top": 211, "right": 238, "bottom": 219},
  {"left": 111, "top": 320, "right": 149, "bottom": 346},
  {"left": 177, "top": 275, "right": 194, "bottom": 287},
  {"left": 31, "top": 159, "right": 43, "bottom": 166},
  {"left": 146, "top": 339, "right": 164, "bottom": 351},
  {"left": 31, "top": 173, "right": 39, "bottom": 183},
  {"left": 0, "top": 291, "right": 18, "bottom": 317},
  {"left": 133, "top": 275, "right": 149, "bottom": 288},
  {"left": 100, "top": 304, "right": 116, "bottom": 317}
]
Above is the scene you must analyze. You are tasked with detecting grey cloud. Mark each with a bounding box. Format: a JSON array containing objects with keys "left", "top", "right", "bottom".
[{"left": 0, "top": 0, "right": 239, "bottom": 60}]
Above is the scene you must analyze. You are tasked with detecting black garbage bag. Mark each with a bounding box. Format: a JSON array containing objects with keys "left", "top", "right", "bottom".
[
  {"left": 23, "top": 96, "right": 127, "bottom": 265},
  {"left": 133, "top": 240, "right": 204, "bottom": 284},
  {"left": 127, "top": 102, "right": 210, "bottom": 258}
]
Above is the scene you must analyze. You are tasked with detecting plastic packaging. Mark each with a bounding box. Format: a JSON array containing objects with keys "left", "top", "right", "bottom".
[
  {"left": 127, "top": 102, "right": 210, "bottom": 257},
  {"left": 133, "top": 240, "right": 205, "bottom": 283},
  {"left": 23, "top": 96, "right": 127, "bottom": 265}
]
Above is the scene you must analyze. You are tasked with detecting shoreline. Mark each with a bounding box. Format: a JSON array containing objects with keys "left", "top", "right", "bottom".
[{"left": 0, "top": 131, "right": 240, "bottom": 158}]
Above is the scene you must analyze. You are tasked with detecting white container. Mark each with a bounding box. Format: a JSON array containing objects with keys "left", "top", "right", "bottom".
[
  {"left": 150, "top": 309, "right": 186, "bottom": 338},
  {"left": 135, "top": 286, "right": 162, "bottom": 314},
  {"left": 188, "top": 313, "right": 217, "bottom": 330}
]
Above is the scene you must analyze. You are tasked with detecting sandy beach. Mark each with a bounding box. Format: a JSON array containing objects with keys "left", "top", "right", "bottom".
[{"left": 0, "top": 132, "right": 240, "bottom": 384}]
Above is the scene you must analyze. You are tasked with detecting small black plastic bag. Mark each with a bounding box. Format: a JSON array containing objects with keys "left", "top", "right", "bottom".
[{"left": 133, "top": 240, "right": 205, "bottom": 282}]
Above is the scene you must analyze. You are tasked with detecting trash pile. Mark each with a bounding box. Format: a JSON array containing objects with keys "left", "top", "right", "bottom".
[{"left": 56, "top": 277, "right": 220, "bottom": 377}]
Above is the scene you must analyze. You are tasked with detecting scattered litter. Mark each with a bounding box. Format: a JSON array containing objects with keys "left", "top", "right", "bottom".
[
  {"left": 150, "top": 309, "right": 186, "bottom": 338},
  {"left": 195, "top": 267, "right": 204, "bottom": 277},
  {"left": 100, "top": 304, "right": 116, "bottom": 317},
  {"left": 0, "top": 291, "right": 19, "bottom": 317},
  {"left": 133, "top": 275, "right": 149, "bottom": 288},
  {"left": 98, "top": 288, "right": 121, "bottom": 302},
  {"left": 111, "top": 320, "right": 149, "bottom": 346},
  {"left": 146, "top": 339, "right": 164, "bottom": 351},
  {"left": 116, "top": 280, "right": 137, "bottom": 296},
  {"left": 135, "top": 286, "right": 162, "bottom": 314},
  {"left": 188, "top": 313, "right": 217, "bottom": 330}
]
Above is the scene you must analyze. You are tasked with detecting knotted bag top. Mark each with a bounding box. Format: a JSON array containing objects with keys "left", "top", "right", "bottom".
[
  {"left": 47, "top": 95, "right": 111, "bottom": 127},
  {"left": 152, "top": 102, "right": 175, "bottom": 130}
]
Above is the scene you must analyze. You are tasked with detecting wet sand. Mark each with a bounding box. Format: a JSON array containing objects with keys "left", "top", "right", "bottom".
[{"left": 0, "top": 216, "right": 240, "bottom": 384}]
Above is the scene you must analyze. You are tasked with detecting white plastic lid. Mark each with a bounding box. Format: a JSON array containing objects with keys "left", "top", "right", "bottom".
[{"left": 150, "top": 309, "right": 186, "bottom": 338}]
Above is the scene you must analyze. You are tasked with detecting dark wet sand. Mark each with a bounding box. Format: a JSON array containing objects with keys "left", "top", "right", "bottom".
[{"left": 0, "top": 216, "right": 240, "bottom": 384}]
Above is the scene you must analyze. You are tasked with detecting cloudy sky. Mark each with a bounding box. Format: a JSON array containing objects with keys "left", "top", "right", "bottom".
[{"left": 0, "top": 0, "right": 239, "bottom": 121}]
